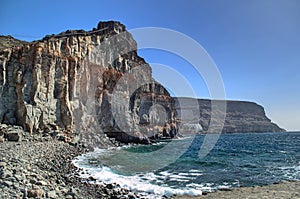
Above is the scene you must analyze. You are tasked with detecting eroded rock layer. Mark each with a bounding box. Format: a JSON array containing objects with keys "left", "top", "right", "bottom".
[
  {"left": 175, "top": 97, "right": 285, "bottom": 133},
  {"left": 0, "top": 21, "right": 176, "bottom": 144}
]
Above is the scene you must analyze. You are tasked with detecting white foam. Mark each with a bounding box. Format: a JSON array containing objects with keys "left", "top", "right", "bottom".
[
  {"left": 218, "top": 185, "right": 230, "bottom": 189},
  {"left": 186, "top": 183, "right": 214, "bottom": 192},
  {"left": 73, "top": 156, "right": 203, "bottom": 198},
  {"left": 174, "top": 135, "right": 193, "bottom": 140},
  {"left": 278, "top": 165, "right": 300, "bottom": 180},
  {"left": 189, "top": 173, "right": 203, "bottom": 176},
  {"left": 189, "top": 169, "right": 202, "bottom": 173},
  {"left": 159, "top": 171, "right": 170, "bottom": 176},
  {"left": 169, "top": 174, "right": 195, "bottom": 180},
  {"left": 151, "top": 141, "right": 169, "bottom": 146}
]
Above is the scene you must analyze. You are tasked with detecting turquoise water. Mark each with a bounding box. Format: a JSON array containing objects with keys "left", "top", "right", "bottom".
[{"left": 73, "top": 132, "right": 300, "bottom": 196}]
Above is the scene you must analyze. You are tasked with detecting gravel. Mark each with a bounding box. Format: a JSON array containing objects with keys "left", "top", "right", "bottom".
[{"left": 0, "top": 131, "right": 145, "bottom": 199}]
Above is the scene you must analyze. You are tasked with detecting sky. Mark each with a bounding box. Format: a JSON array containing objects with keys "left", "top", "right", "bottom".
[{"left": 0, "top": 0, "right": 299, "bottom": 131}]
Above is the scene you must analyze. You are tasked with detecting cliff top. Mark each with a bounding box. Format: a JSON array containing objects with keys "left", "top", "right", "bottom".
[
  {"left": 42, "top": 21, "right": 126, "bottom": 41},
  {"left": 0, "top": 35, "right": 29, "bottom": 50},
  {"left": 0, "top": 21, "right": 127, "bottom": 50}
]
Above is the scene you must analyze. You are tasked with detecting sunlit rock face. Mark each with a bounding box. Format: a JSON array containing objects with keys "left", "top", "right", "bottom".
[
  {"left": 174, "top": 97, "right": 285, "bottom": 134},
  {"left": 0, "top": 21, "right": 177, "bottom": 144},
  {"left": 0, "top": 21, "right": 285, "bottom": 146}
]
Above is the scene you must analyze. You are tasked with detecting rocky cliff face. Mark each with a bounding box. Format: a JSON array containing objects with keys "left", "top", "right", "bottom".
[
  {"left": 0, "top": 21, "right": 176, "bottom": 145},
  {"left": 175, "top": 97, "right": 285, "bottom": 133},
  {"left": 0, "top": 21, "right": 285, "bottom": 145}
]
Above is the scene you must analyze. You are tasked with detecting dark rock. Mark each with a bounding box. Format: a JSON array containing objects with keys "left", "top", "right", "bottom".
[
  {"left": 2, "top": 180, "right": 13, "bottom": 187},
  {"left": 5, "top": 132, "right": 21, "bottom": 142},
  {"left": 65, "top": 191, "right": 76, "bottom": 199},
  {"left": 106, "top": 183, "right": 114, "bottom": 189},
  {"left": 88, "top": 176, "right": 97, "bottom": 181},
  {"left": 219, "top": 187, "right": 232, "bottom": 191},
  {"left": 14, "top": 174, "right": 22, "bottom": 181},
  {"left": 36, "top": 180, "right": 48, "bottom": 186},
  {"left": 27, "top": 189, "right": 43, "bottom": 198}
]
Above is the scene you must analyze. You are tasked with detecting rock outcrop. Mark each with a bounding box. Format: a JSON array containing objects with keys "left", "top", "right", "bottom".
[
  {"left": 175, "top": 97, "right": 285, "bottom": 133},
  {"left": 0, "top": 21, "right": 176, "bottom": 145}
]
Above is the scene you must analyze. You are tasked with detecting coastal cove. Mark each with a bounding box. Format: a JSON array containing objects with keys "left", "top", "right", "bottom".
[
  {"left": 0, "top": 131, "right": 299, "bottom": 198},
  {"left": 73, "top": 132, "right": 300, "bottom": 198},
  {"left": 0, "top": 20, "right": 299, "bottom": 199}
]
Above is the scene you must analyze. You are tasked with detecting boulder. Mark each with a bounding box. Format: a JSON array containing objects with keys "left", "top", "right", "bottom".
[
  {"left": 27, "top": 189, "right": 44, "bottom": 198},
  {"left": 5, "top": 132, "right": 21, "bottom": 142},
  {"left": 47, "top": 190, "right": 57, "bottom": 199}
]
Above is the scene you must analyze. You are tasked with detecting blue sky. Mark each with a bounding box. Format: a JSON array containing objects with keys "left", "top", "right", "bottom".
[{"left": 1, "top": 0, "right": 299, "bottom": 131}]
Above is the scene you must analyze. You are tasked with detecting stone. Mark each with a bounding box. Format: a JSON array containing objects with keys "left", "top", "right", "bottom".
[
  {"left": 27, "top": 189, "right": 44, "bottom": 198},
  {"left": 30, "top": 179, "right": 37, "bottom": 184},
  {"left": 219, "top": 187, "right": 232, "bottom": 191},
  {"left": 26, "top": 165, "right": 33, "bottom": 171},
  {"left": 5, "top": 176, "right": 15, "bottom": 182},
  {"left": 14, "top": 174, "right": 22, "bottom": 181},
  {"left": 2, "top": 180, "right": 13, "bottom": 187},
  {"left": 36, "top": 180, "right": 48, "bottom": 186},
  {"left": 0, "top": 162, "right": 7, "bottom": 167},
  {"left": 31, "top": 184, "right": 40, "bottom": 190},
  {"left": 65, "top": 190, "right": 76, "bottom": 199},
  {"left": 5, "top": 132, "right": 21, "bottom": 142},
  {"left": 65, "top": 195, "right": 73, "bottom": 199},
  {"left": 47, "top": 190, "right": 57, "bottom": 199},
  {"left": 3, "top": 170, "right": 13, "bottom": 178},
  {"left": 106, "top": 183, "right": 114, "bottom": 189},
  {"left": 61, "top": 188, "right": 69, "bottom": 194}
]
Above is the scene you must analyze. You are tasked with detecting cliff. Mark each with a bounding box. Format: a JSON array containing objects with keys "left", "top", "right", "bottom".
[
  {"left": 0, "top": 21, "right": 176, "bottom": 145},
  {"left": 175, "top": 97, "right": 285, "bottom": 133},
  {"left": 0, "top": 21, "right": 285, "bottom": 146}
]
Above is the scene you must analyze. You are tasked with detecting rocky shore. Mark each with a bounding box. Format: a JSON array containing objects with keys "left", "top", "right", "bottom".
[
  {"left": 0, "top": 127, "right": 149, "bottom": 199},
  {"left": 1, "top": 126, "right": 299, "bottom": 199}
]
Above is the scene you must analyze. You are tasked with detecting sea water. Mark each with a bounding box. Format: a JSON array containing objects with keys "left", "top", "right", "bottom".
[{"left": 73, "top": 132, "right": 300, "bottom": 197}]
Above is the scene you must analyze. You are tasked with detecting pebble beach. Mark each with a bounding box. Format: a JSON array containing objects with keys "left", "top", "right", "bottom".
[{"left": 0, "top": 126, "right": 299, "bottom": 198}]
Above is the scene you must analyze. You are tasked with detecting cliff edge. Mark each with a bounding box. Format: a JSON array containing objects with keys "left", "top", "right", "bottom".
[{"left": 175, "top": 97, "right": 285, "bottom": 133}]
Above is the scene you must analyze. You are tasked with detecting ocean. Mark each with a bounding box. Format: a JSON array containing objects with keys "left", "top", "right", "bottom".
[{"left": 73, "top": 132, "right": 300, "bottom": 197}]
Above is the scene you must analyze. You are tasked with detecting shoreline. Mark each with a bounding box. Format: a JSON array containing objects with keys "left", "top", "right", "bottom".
[
  {"left": 173, "top": 180, "right": 300, "bottom": 199},
  {"left": 0, "top": 135, "right": 144, "bottom": 198},
  {"left": 1, "top": 132, "right": 299, "bottom": 198}
]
